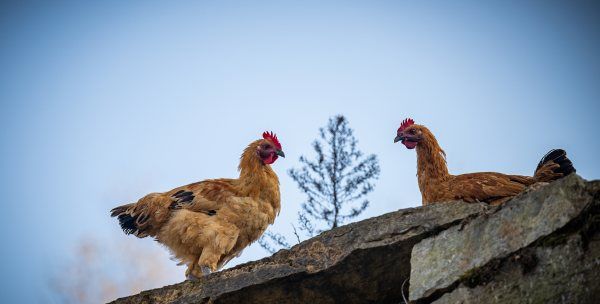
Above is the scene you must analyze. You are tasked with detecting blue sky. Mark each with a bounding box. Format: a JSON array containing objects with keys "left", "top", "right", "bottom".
[{"left": 1, "top": 1, "right": 599, "bottom": 302}]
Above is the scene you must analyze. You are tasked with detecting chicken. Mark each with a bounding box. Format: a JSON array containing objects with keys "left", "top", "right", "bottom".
[
  {"left": 393, "top": 118, "right": 575, "bottom": 206},
  {"left": 110, "top": 131, "right": 285, "bottom": 279}
]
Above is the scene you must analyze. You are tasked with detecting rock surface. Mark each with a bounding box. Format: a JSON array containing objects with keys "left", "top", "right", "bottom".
[
  {"left": 432, "top": 233, "right": 600, "bottom": 304},
  {"left": 111, "top": 175, "right": 599, "bottom": 304},
  {"left": 409, "top": 174, "right": 597, "bottom": 301}
]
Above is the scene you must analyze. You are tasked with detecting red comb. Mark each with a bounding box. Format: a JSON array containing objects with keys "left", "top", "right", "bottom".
[
  {"left": 398, "top": 118, "right": 415, "bottom": 132},
  {"left": 262, "top": 131, "right": 282, "bottom": 150}
]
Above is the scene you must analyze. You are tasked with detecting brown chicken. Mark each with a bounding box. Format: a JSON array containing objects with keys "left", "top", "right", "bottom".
[
  {"left": 394, "top": 118, "right": 575, "bottom": 205},
  {"left": 111, "top": 131, "right": 284, "bottom": 279}
]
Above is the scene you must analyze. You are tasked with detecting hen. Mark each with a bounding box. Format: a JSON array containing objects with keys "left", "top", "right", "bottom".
[
  {"left": 394, "top": 118, "right": 575, "bottom": 206},
  {"left": 111, "top": 131, "right": 284, "bottom": 279}
]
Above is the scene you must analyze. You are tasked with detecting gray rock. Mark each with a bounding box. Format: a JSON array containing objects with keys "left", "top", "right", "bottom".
[
  {"left": 409, "top": 174, "right": 598, "bottom": 302},
  {"left": 433, "top": 233, "right": 600, "bottom": 304}
]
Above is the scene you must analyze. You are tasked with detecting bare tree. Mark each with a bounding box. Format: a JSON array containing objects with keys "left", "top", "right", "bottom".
[
  {"left": 260, "top": 115, "right": 380, "bottom": 253},
  {"left": 257, "top": 231, "right": 291, "bottom": 254}
]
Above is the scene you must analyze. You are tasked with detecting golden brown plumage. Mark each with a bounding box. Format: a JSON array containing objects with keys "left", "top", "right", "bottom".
[
  {"left": 394, "top": 118, "right": 576, "bottom": 206},
  {"left": 111, "top": 132, "right": 284, "bottom": 279}
]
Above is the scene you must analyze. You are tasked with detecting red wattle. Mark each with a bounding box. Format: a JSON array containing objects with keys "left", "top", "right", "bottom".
[
  {"left": 403, "top": 141, "right": 418, "bottom": 149},
  {"left": 263, "top": 153, "right": 278, "bottom": 165}
]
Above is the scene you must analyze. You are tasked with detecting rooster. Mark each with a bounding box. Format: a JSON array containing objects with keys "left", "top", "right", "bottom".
[
  {"left": 111, "top": 131, "right": 285, "bottom": 279},
  {"left": 394, "top": 118, "right": 575, "bottom": 205}
]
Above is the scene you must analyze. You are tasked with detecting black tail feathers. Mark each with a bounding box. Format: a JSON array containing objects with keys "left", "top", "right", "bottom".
[
  {"left": 535, "top": 149, "right": 576, "bottom": 178},
  {"left": 110, "top": 204, "right": 139, "bottom": 235}
]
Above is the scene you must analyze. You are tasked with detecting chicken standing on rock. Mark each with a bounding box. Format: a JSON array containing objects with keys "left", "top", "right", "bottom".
[
  {"left": 394, "top": 118, "right": 575, "bottom": 206},
  {"left": 111, "top": 131, "right": 284, "bottom": 280}
]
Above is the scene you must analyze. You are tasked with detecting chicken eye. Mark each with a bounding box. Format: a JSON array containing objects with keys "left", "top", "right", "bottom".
[{"left": 410, "top": 129, "right": 416, "bottom": 134}]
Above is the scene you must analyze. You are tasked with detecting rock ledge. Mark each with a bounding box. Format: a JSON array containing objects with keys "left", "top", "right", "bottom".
[{"left": 111, "top": 175, "right": 599, "bottom": 304}]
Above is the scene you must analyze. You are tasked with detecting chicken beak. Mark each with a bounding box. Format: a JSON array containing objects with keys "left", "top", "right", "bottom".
[
  {"left": 276, "top": 150, "right": 285, "bottom": 158},
  {"left": 394, "top": 135, "right": 403, "bottom": 143}
]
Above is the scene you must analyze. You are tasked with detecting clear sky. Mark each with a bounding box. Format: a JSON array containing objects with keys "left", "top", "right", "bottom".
[{"left": 1, "top": 1, "right": 599, "bottom": 302}]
